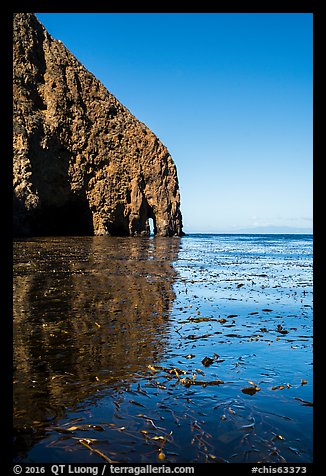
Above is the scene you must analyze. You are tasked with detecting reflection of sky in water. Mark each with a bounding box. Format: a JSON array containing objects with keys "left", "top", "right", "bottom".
[{"left": 13, "top": 235, "right": 312, "bottom": 464}]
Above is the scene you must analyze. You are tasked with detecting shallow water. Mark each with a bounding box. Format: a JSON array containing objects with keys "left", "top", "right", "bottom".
[{"left": 13, "top": 234, "right": 313, "bottom": 463}]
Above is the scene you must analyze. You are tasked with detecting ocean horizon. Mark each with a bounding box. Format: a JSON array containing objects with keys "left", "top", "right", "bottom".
[{"left": 183, "top": 230, "right": 313, "bottom": 236}]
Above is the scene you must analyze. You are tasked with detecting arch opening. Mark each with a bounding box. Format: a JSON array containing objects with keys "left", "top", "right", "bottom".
[
  {"left": 147, "top": 205, "right": 157, "bottom": 236},
  {"left": 148, "top": 218, "right": 155, "bottom": 236}
]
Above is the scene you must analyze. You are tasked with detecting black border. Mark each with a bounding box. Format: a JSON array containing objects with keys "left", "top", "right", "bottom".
[
  {"left": 4, "top": 0, "right": 319, "bottom": 14},
  {"left": 3, "top": 0, "right": 320, "bottom": 473}
]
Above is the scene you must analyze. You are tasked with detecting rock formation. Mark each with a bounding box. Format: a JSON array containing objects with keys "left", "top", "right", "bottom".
[{"left": 13, "top": 13, "right": 183, "bottom": 237}]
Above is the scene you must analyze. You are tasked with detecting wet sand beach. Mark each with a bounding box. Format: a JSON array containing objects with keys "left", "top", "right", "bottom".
[{"left": 13, "top": 234, "right": 313, "bottom": 463}]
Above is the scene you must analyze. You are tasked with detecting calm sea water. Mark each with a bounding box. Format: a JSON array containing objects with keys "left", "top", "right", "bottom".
[{"left": 13, "top": 234, "right": 313, "bottom": 463}]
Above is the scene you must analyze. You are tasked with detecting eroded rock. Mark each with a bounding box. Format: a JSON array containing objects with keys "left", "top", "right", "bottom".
[{"left": 13, "top": 13, "right": 183, "bottom": 236}]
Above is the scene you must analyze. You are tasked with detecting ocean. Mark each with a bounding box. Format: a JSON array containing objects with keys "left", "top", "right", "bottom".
[{"left": 13, "top": 234, "right": 313, "bottom": 464}]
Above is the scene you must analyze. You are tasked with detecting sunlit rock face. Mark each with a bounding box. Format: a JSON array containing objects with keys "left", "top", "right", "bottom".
[{"left": 13, "top": 13, "right": 183, "bottom": 237}]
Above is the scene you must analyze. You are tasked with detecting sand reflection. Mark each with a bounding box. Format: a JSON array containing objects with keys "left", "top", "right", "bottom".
[{"left": 13, "top": 236, "right": 180, "bottom": 451}]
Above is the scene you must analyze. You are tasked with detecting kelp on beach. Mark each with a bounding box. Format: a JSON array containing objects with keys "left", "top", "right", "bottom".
[{"left": 13, "top": 234, "right": 313, "bottom": 463}]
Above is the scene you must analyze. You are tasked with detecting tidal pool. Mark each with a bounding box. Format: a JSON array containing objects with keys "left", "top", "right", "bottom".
[{"left": 13, "top": 234, "right": 313, "bottom": 463}]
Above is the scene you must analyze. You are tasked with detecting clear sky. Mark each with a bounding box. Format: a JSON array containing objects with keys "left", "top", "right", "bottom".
[{"left": 36, "top": 13, "right": 313, "bottom": 234}]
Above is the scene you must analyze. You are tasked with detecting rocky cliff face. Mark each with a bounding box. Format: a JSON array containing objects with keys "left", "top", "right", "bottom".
[{"left": 13, "top": 13, "right": 183, "bottom": 237}]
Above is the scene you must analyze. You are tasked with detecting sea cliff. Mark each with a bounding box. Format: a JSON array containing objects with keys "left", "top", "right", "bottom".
[{"left": 13, "top": 13, "right": 183, "bottom": 237}]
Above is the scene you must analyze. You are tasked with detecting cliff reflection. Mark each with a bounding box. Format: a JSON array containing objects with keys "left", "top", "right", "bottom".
[{"left": 13, "top": 236, "right": 180, "bottom": 453}]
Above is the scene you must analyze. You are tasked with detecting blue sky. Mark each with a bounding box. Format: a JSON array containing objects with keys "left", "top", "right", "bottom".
[{"left": 36, "top": 13, "right": 313, "bottom": 233}]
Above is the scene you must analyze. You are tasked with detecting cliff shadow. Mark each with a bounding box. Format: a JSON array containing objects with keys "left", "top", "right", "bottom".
[{"left": 21, "top": 133, "right": 93, "bottom": 236}]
